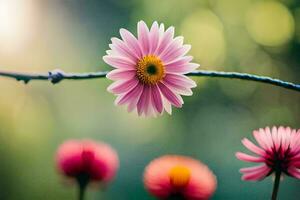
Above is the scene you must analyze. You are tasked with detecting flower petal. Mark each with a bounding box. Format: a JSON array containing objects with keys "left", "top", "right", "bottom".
[
  {"left": 149, "top": 21, "right": 160, "bottom": 54},
  {"left": 241, "top": 138, "right": 266, "bottom": 156},
  {"left": 107, "top": 78, "right": 139, "bottom": 94},
  {"left": 137, "top": 85, "right": 150, "bottom": 116},
  {"left": 120, "top": 28, "right": 142, "bottom": 59},
  {"left": 241, "top": 165, "right": 270, "bottom": 181},
  {"left": 115, "top": 83, "right": 143, "bottom": 106},
  {"left": 103, "top": 55, "right": 136, "bottom": 70},
  {"left": 165, "top": 63, "right": 199, "bottom": 74},
  {"left": 158, "top": 83, "right": 183, "bottom": 108},
  {"left": 164, "top": 74, "right": 196, "bottom": 88},
  {"left": 160, "top": 37, "right": 191, "bottom": 63},
  {"left": 288, "top": 167, "right": 300, "bottom": 179},
  {"left": 162, "top": 79, "right": 193, "bottom": 96},
  {"left": 110, "top": 37, "right": 139, "bottom": 61},
  {"left": 138, "top": 20, "right": 151, "bottom": 55},
  {"left": 106, "top": 69, "right": 136, "bottom": 81},
  {"left": 154, "top": 26, "right": 174, "bottom": 55},
  {"left": 239, "top": 164, "right": 269, "bottom": 174},
  {"left": 164, "top": 56, "right": 193, "bottom": 66},
  {"left": 253, "top": 130, "right": 268, "bottom": 150},
  {"left": 236, "top": 152, "right": 265, "bottom": 163},
  {"left": 151, "top": 84, "right": 163, "bottom": 114},
  {"left": 162, "top": 95, "right": 172, "bottom": 115}
]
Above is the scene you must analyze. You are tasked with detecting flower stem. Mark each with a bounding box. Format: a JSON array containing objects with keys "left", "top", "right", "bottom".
[
  {"left": 0, "top": 69, "right": 299, "bottom": 92},
  {"left": 78, "top": 184, "right": 86, "bottom": 200},
  {"left": 77, "top": 174, "right": 89, "bottom": 200},
  {"left": 271, "top": 170, "right": 281, "bottom": 200}
]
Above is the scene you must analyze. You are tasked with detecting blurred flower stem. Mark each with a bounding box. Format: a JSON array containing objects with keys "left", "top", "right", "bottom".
[
  {"left": 77, "top": 174, "right": 89, "bottom": 200},
  {"left": 0, "top": 69, "right": 299, "bottom": 92},
  {"left": 271, "top": 170, "right": 281, "bottom": 200},
  {"left": 78, "top": 185, "right": 86, "bottom": 200}
]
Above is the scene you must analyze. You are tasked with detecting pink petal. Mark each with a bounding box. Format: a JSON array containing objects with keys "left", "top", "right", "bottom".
[
  {"left": 241, "top": 138, "right": 266, "bottom": 156},
  {"left": 154, "top": 26, "right": 174, "bottom": 55},
  {"left": 162, "top": 79, "right": 193, "bottom": 96},
  {"left": 259, "top": 128, "right": 273, "bottom": 151},
  {"left": 290, "top": 154, "right": 300, "bottom": 162},
  {"left": 103, "top": 55, "right": 136, "bottom": 70},
  {"left": 164, "top": 55, "right": 193, "bottom": 66},
  {"left": 107, "top": 78, "right": 139, "bottom": 94},
  {"left": 159, "top": 36, "right": 183, "bottom": 58},
  {"left": 158, "top": 83, "right": 183, "bottom": 108},
  {"left": 106, "top": 69, "right": 136, "bottom": 81},
  {"left": 162, "top": 96, "right": 172, "bottom": 115},
  {"left": 127, "top": 85, "right": 144, "bottom": 112},
  {"left": 110, "top": 37, "right": 139, "bottom": 61},
  {"left": 290, "top": 130, "right": 300, "bottom": 153},
  {"left": 151, "top": 84, "right": 163, "bottom": 114},
  {"left": 253, "top": 130, "right": 268, "bottom": 150},
  {"left": 290, "top": 161, "right": 300, "bottom": 168},
  {"left": 115, "top": 83, "right": 143, "bottom": 106},
  {"left": 240, "top": 164, "right": 269, "bottom": 174},
  {"left": 138, "top": 21, "right": 150, "bottom": 55},
  {"left": 165, "top": 63, "right": 199, "bottom": 74},
  {"left": 149, "top": 21, "right": 159, "bottom": 54},
  {"left": 236, "top": 152, "right": 265, "bottom": 163},
  {"left": 164, "top": 74, "right": 196, "bottom": 88},
  {"left": 271, "top": 127, "right": 280, "bottom": 151},
  {"left": 157, "top": 23, "right": 165, "bottom": 44},
  {"left": 288, "top": 167, "right": 300, "bottom": 179},
  {"left": 137, "top": 85, "right": 150, "bottom": 116},
  {"left": 144, "top": 86, "right": 153, "bottom": 117},
  {"left": 241, "top": 166, "right": 270, "bottom": 181},
  {"left": 163, "top": 45, "right": 191, "bottom": 64},
  {"left": 160, "top": 37, "right": 191, "bottom": 63},
  {"left": 120, "top": 28, "right": 142, "bottom": 59},
  {"left": 280, "top": 126, "right": 291, "bottom": 153}
]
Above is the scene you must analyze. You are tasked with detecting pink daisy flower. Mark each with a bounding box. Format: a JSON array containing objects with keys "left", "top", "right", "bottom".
[
  {"left": 143, "top": 155, "right": 217, "bottom": 200},
  {"left": 56, "top": 139, "right": 119, "bottom": 187},
  {"left": 236, "top": 126, "right": 300, "bottom": 181},
  {"left": 104, "top": 21, "right": 198, "bottom": 117}
]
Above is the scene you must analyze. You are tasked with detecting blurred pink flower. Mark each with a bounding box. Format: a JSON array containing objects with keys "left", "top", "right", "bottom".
[
  {"left": 56, "top": 139, "right": 119, "bottom": 186},
  {"left": 143, "top": 155, "right": 217, "bottom": 200},
  {"left": 236, "top": 126, "right": 300, "bottom": 181},
  {"left": 104, "top": 21, "right": 198, "bottom": 117}
]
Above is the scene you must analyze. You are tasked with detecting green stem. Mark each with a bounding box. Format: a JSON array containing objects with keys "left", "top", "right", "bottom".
[
  {"left": 78, "top": 184, "right": 86, "bottom": 200},
  {"left": 271, "top": 170, "right": 281, "bottom": 200},
  {"left": 77, "top": 174, "right": 89, "bottom": 200}
]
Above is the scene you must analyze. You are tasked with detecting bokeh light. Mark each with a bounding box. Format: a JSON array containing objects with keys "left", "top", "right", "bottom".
[
  {"left": 246, "top": 1, "right": 294, "bottom": 47},
  {"left": 0, "top": 0, "right": 37, "bottom": 54},
  {"left": 181, "top": 9, "right": 226, "bottom": 68}
]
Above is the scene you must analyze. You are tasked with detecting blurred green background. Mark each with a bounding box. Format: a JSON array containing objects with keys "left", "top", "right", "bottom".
[{"left": 0, "top": 0, "right": 299, "bottom": 199}]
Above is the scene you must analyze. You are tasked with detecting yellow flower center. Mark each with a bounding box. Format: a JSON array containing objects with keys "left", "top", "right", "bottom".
[
  {"left": 136, "top": 55, "right": 165, "bottom": 85},
  {"left": 169, "top": 165, "right": 191, "bottom": 188}
]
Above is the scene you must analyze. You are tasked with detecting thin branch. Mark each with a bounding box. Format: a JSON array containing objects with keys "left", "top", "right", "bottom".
[
  {"left": 187, "top": 71, "right": 300, "bottom": 92},
  {"left": 0, "top": 69, "right": 299, "bottom": 92}
]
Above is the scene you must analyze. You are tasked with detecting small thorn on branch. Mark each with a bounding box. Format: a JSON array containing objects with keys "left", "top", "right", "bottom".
[
  {"left": 49, "top": 69, "right": 65, "bottom": 84},
  {"left": 16, "top": 77, "right": 30, "bottom": 84}
]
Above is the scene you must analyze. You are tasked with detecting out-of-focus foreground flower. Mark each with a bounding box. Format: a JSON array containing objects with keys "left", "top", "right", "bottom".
[
  {"left": 104, "top": 20, "right": 198, "bottom": 117},
  {"left": 143, "top": 155, "right": 217, "bottom": 200},
  {"left": 236, "top": 126, "right": 300, "bottom": 199},
  {"left": 55, "top": 139, "right": 119, "bottom": 199}
]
